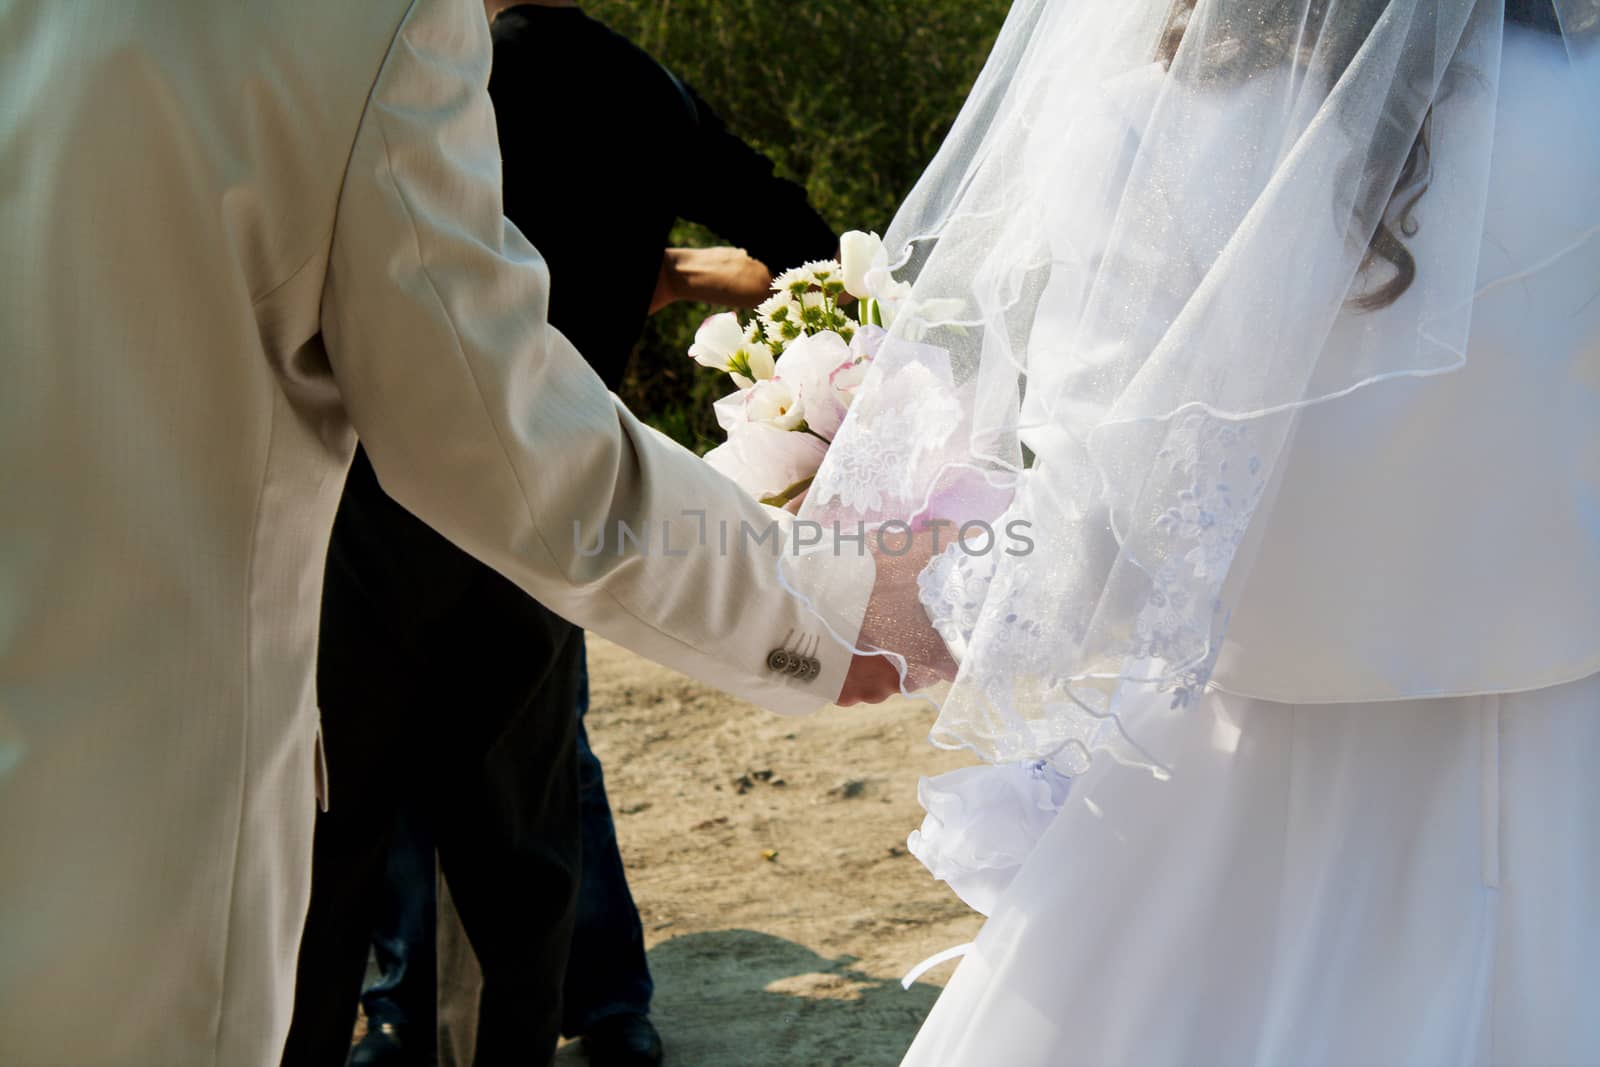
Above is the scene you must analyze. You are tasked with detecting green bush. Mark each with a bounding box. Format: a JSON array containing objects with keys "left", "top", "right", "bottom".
[{"left": 585, "top": 0, "right": 1012, "bottom": 452}]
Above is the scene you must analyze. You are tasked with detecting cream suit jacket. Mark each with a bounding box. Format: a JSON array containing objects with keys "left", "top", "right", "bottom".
[{"left": 0, "top": 1, "right": 868, "bottom": 1062}]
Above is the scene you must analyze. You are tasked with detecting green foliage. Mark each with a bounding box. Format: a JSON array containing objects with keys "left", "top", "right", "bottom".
[{"left": 585, "top": 0, "right": 1012, "bottom": 452}]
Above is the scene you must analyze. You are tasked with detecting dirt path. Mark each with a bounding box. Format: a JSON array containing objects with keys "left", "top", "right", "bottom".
[{"left": 554, "top": 636, "right": 984, "bottom": 1066}]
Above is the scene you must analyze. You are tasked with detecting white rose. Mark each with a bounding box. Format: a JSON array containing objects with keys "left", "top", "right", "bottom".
[
  {"left": 712, "top": 389, "right": 748, "bottom": 432},
  {"left": 839, "top": 230, "right": 885, "bottom": 301},
  {"left": 849, "top": 323, "right": 887, "bottom": 361},
  {"left": 774, "top": 330, "right": 852, "bottom": 438},
  {"left": 704, "top": 422, "right": 826, "bottom": 504},
  {"left": 828, "top": 358, "right": 870, "bottom": 408},
  {"left": 743, "top": 378, "right": 806, "bottom": 431}
]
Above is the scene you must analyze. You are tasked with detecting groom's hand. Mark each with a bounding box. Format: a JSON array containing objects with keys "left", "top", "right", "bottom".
[{"left": 835, "top": 525, "right": 960, "bottom": 705}]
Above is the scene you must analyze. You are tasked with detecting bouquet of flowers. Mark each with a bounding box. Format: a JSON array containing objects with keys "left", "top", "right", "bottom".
[{"left": 687, "top": 230, "right": 905, "bottom": 511}]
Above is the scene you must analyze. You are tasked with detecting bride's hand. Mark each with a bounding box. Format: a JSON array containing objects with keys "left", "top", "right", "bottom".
[
  {"left": 837, "top": 651, "right": 903, "bottom": 706},
  {"left": 835, "top": 525, "right": 958, "bottom": 705}
]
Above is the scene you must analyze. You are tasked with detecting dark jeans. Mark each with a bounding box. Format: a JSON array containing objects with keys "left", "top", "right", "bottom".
[
  {"left": 563, "top": 654, "right": 656, "bottom": 1034},
  {"left": 282, "top": 448, "right": 583, "bottom": 1067},
  {"left": 361, "top": 648, "right": 655, "bottom": 1042},
  {"left": 360, "top": 811, "right": 436, "bottom": 1036}
]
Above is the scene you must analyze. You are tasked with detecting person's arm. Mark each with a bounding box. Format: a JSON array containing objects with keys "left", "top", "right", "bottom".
[
  {"left": 671, "top": 81, "right": 840, "bottom": 274},
  {"left": 649, "top": 246, "right": 773, "bottom": 313},
  {"left": 321, "top": 0, "right": 887, "bottom": 712}
]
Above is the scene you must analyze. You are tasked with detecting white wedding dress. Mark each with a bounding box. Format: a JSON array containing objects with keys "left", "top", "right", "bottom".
[
  {"left": 776, "top": 2, "right": 1598, "bottom": 1061},
  {"left": 904, "top": 679, "right": 1600, "bottom": 1066},
  {"left": 894, "top": 17, "right": 1600, "bottom": 1067}
]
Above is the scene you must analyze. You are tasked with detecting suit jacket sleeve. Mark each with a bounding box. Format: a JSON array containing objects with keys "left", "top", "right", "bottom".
[{"left": 319, "top": 0, "right": 871, "bottom": 714}]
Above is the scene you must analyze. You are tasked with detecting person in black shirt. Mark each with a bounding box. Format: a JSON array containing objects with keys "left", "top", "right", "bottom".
[
  {"left": 491, "top": 1, "right": 838, "bottom": 391},
  {"left": 280, "top": 2, "right": 839, "bottom": 1066}
]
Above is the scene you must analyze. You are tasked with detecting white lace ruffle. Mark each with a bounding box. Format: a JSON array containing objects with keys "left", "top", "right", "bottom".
[{"left": 907, "top": 760, "right": 1073, "bottom": 916}]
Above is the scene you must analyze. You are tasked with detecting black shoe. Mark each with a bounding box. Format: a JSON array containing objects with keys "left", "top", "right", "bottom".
[
  {"left": 347, "top": 1022, "right": 427, "bottom": 1067},
  {"left": 580, "top": 1013, "right": 664, "bottom": 1067}
]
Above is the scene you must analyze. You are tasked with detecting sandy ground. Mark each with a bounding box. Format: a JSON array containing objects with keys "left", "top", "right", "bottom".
[{"left": 548, "top": 635, "right": 985, "bottom": 1067}]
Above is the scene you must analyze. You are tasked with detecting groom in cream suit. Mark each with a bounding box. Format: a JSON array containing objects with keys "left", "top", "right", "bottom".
[{"left": 0, "top": 1, "right": 896, "bottom": 1063}]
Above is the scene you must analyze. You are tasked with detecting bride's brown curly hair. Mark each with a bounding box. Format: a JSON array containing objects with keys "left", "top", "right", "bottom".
[{"left": 1155, "top": 0, "right": 1580, "bottom": 310}]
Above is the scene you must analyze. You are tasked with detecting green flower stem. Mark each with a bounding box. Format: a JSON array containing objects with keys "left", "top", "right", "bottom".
[{"left": 759, "top": 475, "right": 814, "bottom": 509}]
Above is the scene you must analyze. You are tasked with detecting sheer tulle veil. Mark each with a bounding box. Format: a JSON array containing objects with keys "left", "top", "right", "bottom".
[{"left": 782, "top": 0, "right": 1599, "bottom": 776}]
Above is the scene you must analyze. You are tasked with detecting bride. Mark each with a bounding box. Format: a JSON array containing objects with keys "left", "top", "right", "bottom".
[{"left": 793, "top": 0, "right": 1600, "bottom": 1062}]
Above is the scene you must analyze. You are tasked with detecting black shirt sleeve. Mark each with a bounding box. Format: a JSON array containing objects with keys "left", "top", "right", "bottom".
[{"left": 672, "top": 80, "right": 839, "bottom": 274}]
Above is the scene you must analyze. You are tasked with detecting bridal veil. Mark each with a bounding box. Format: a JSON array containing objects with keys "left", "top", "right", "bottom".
[{"left": 784, "top": 0, "right": 1599, "bottom": 774}]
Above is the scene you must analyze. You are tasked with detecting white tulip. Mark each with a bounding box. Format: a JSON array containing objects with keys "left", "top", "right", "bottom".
[
  {"left": 916, "top": 296, "right": 968, "bottom": 323},
  {"left": 691, "top": 311, "right": 775, "bottom": 387},
  {"left": 889, "top": 294, "right": 967, "bottom": 341},
  {"left": 742, "top": 341, "right": 776, "bottom": 383},
  {"left": 744, "top": 378, "right": 806, "bottom": 431},
  {"left": 688, "top": 312, "right": 746, "bottom": 372},
  {"left": 870, "top": 277, "right": 914, "bottom": 328},
  {"left": 839, "top": 230, "right": 886, "bottom": 300}
]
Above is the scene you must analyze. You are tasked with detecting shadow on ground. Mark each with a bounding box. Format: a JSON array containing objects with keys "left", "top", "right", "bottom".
[{"left": 555, "top": 929, "right": 943, "bottom": 1066}]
